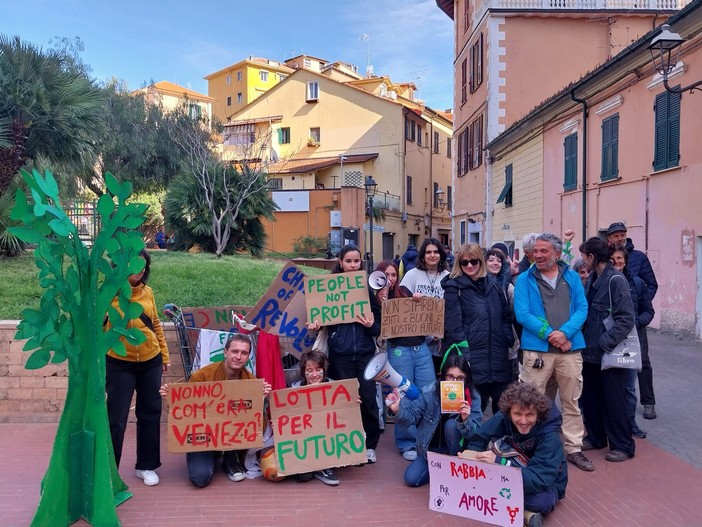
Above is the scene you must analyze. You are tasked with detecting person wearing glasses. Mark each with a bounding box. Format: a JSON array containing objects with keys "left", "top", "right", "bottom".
[
  {"left": 441, "top": 243, "right": 515, "bottom": 415},
  {"left": 387, "top": 352, "right": 482, "bottom": 487}
]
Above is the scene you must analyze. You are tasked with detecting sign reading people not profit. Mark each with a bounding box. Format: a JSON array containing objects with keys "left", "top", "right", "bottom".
[
  {"left": 166, "top": 380, "right": 264, "bottom": 453},
  {"left": 270, "top": 379, "right": 366, "bottom": 475},
  {"left": 304, "top": 271, "right": 371, "bottom": 326},
  {"left": 380, "top": 297, "right": 445, "bottom": 339},
  {"left": 427, "top": 452, "right": 524, "bottom": 527}
]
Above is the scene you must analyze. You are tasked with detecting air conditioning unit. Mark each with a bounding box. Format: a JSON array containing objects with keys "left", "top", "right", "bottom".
[{"left": 330, "top": 210, "right": 342, "bottom": 227}]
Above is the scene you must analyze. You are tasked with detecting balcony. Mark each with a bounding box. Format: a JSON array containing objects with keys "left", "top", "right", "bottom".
[
  {"left": 373, "top": 191, "right": 402, "bottom": 212},
  {"left": 485, "top": 0, "right": 689, "bottom": 10}
]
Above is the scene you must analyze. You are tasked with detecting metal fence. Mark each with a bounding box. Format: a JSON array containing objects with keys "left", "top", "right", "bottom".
[{"left": 64, "top": 200, "right": 100, "bottom": 245}]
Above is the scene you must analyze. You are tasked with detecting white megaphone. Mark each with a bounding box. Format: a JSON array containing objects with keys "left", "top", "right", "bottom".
[
  {"left": 363, "top": 352, "right": 420, "bottom": 405},
  {"left": 368, "top": 270, "right": 388, "bottom": 290}
]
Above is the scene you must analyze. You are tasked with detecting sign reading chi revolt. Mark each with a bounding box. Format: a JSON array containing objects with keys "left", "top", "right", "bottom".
[
  {"left": 304, "top": 271, "right": 371, "bottom": 326},
  {"left": 166, "top": 379, "right": 264, "bottom": 453},
  {"left": 427, "top": 452, "right": 524, "bottom": 527},
  {"left": 380, "top": 297, "right": 444, "bottom": 339},
  {"left": 270, "top": 379, "right": 366, "bottom": 475}
]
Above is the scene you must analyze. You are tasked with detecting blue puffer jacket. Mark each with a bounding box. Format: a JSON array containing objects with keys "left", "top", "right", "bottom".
[
  {"left": 624, "top": 238, "right": 658, "bottom": 300},
  {"left": 442, "top": 274, "right": 514, "bottom": 384},
  {"left": 514, "top": 261, "right": 587, "bottom": 352},
  {"left": 581, "top": 264, "right": 635, "bottom": 364},
  {"left": 395, "top": 382, "right": 483, "bottom": 458},
  {"left": 467, "top": 403, "right": 568, "bottom": 500}
]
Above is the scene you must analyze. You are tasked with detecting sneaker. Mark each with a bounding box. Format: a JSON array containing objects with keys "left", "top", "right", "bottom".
[
  {"left": 605, "top": 450, "right": 631, "bottom": 462},
  {"left": 632, "top": 425, "right": 647, "bottom": 439},
  {"left": 525, "top": 511, "right": 544, "bottom": 527},
  {"left": 222, "top": 461, "right": 246, "bottom": 482},
  {"left": 402, "top": 448, "right": 418, "bottom": 461},
  {"left": 135, "top": 469, "right": 159, "bottom": 486},
  {"left": 314, "top": 469, "right": 340, "bottom": 486},
  {"left": 366, "top": 448, "right": 377, "bottom": 464},
  {"left": 643, "top": 405, "right": 657, "bottom": 420},
  {"left": 567, "top": 451, "right": 595, "bottom": 472}
]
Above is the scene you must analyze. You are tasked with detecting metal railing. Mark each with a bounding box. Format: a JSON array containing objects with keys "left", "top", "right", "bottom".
[{"left": 64, "top": 200, "right": 100, "bottom": 245}]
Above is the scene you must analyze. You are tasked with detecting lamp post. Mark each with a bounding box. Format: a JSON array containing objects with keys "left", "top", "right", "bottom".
[
  {"left": 648, "top": 24, "right": 702, "bottom": 94},
  {"left": 364, "top": 175, "right": 378, "bottom": 271}
]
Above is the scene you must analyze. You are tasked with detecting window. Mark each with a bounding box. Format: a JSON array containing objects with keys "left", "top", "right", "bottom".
[
  {"left": 278, "top": 73, "right": 287, "bottom": 82},
  {"left": 410, "top": 121, "right": 416, "bottom": 142},
  {"left": 433, "top": 182, "right": 440, "bottom": 208},
  {"left": 460, "top": 220, "right": 466, "bottom": 245},
  {"left": 406, "top": 175, "right": 413, "bottom": 205},
  {"left": 304, "top": 58, "right": 312, "bottom": 68},
  {"left": 447, "top": 186, "right": 452, "bottom": 210},
  {"left": 447, "top": 138, "right": 452, "bottom": 158},
  {"left": 469, "top": 115, "right": 483, "bottom": 169},
  {"left": 601, "top": 113, "right": 619, "bottom": 181},
  {"left": 237, "top": 92, "right": 242, "bottom": 104},
  {"left": 405, "top": 118, "right": 411, "bottom": 140},
  {"left": 260, "top": 70, "right": 269, "bottom": 82},
  {"left": 469, "top": 34, "right": 483, "bottom": 93},
  {"left": 226, "top": 96, "right": 232, "bottom": 107},
  {"left": 279, "top": 127, "right": 290, "bottom": 144},
  {"left": 237, "top": 71, "right": 242, "bottom": 81},
  {"left": 189, "top": 103, "right": 201, "bottom": 120},
  {"left": 653, "top": 89, "right": 680, "bottom": 171},
  {"left": 463, "top": 0, "right": 470, "bottom": 32},
  {"left": 269, "top": 178, "right": 282, "bottom": 190},
  {"left": 309, "top": 127, "right": 321, "bottom": 143},
  {"left": 307, "top": 81, "right": 319, "bottom": 101},
  {"left": 497, "top": 164, "right": 513, "bottom": 207},
  {"left": 460, "top": 58, "right": 467, "bottom": 103},
  {"left": 225, "top": 74, "right": 231, "bottom": 86},
  {"left": 457, "top": 128, "right": 469, "bottom": 176},
  {"left": 433, "top": 131, "right": 440, "bottom": 153},
  {"left": 564, "top": 133, "right": 578, "bottom": 191},
  {"left": 226, "top": 124, "right": 255, "bottom": 146},
  {"left": 417, "top": 124, "right": 423, "bottom": 146}
]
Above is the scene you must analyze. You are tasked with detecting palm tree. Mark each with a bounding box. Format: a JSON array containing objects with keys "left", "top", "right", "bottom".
[{"left": 0, "top": 35, "right": 106, "bottom": 197}]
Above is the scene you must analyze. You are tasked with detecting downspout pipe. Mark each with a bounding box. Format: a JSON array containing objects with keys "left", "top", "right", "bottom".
[{"left": 570, "top": 89, "right": 588, "bottom": 239}]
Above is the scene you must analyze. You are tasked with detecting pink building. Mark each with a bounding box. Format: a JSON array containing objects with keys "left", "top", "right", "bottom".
[{"left": 484, "top": 2, "right": 702, "bottom": 336}]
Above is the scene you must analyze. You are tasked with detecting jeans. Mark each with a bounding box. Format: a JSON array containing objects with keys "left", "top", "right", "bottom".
[
  {"left": 626, "top": 369, "right": 640, "bottom": 429},
  {"left": 525, "top": 488, "right": 559, "bottom": 515},
  {"left": 387, "top": 343, "right": 436, "bottom": 452},
  {"left": 404, "top": 419, "right": 461, "bottom": 487},
  {"left": 187, "top": 450, "right": 242, "bottom": 488},
  {"left": 106, "top": 353, "right": 163, "bottom": 470}
]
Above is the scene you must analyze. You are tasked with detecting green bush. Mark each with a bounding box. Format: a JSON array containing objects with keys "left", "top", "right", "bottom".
[{"left": 293, "top": 235, "right": 327, "bottom": 257}]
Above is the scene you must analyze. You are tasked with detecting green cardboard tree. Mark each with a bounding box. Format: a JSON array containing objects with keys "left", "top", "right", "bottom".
[{"left": 10, "top": 168, "right": 150, "bottom": 527}]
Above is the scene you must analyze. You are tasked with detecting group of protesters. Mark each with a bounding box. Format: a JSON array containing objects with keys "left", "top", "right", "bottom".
[{"left": 105, "top": 222, "right": 657, "bottom": 527}]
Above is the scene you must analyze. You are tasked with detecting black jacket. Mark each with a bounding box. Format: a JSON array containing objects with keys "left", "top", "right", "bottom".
[
  {"left": 327, "top": 287, "right": 381, "bottom": 357},
  {"left": 441, "top": 273, "right": 514, "bottom": 384},
  {"left": 581, "top": 263, "right": 635, "bottom": 364},
  {"left": 624, "top": 238, "right": 658, "bottom": 300}
]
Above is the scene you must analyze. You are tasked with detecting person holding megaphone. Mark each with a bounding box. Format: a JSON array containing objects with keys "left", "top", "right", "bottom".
[{"left": 386, "top": 351, "right": 482, "bottom": 487}]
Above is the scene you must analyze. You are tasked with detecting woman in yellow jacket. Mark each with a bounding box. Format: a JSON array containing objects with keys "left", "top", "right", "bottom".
[{"left": 106, "top": 249, "right": 170, "bottom": 486}]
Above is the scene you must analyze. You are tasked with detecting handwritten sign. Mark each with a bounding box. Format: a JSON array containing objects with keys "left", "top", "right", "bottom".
[
  {"left": 182, "top": 305, "right": 250, "bottom": 331},
  {"left": 270, "top": 379, "right": 366, "bottom": 475},
  {"left": 304, "top": 271, "right": 371, "bottom": 326},
  {"left": 247, "top": 261, "right": 315, "bottom": 356},
  {"left": 427, "top": 452, "right": 523, "bottom": 527},
  {"left": 166, "top": 379, "right": 264, "bottom": 453},
  {"left": 380, "top": 297, "right": 444, "bottom": 339}
]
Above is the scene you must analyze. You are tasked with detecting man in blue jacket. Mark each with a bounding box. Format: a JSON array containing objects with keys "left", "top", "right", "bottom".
[{"left": 514, "top": 233, "right": 594, "bottom": 472}]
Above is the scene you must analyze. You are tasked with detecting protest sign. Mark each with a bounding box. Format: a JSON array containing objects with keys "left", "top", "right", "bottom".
[
  {"left": 181, "top": 305, "right": 250, "bottom": 332},
  {"left": 246, "top": 261, "right": 315, "bottom": 356},
  {"left": 427, "top": 452, "right": 524, "bottom": 527},
  {"left": 304, "top": 271, "right": 371, "bottom": 326},
  {"left": 270, "top": 379, "right": 366, "bottom": 475},
  {"left": 380, "top": 297, "right": 444, "bottom": 339},
  {"left": 167, "top": 379, "right": 264, "bottom": 453}
]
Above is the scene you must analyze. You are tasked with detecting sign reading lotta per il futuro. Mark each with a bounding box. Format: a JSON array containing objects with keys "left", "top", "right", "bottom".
[
  {"left": 380, "top": 297, "right": 445, "bottom": 339},
  {"left": 304, "top": 271, "right": 371, "bottom": 326}
]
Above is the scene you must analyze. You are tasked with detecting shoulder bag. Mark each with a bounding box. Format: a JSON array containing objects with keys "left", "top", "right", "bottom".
[{"left": 601, "top": 275, "right": 642, "bottom": 371}]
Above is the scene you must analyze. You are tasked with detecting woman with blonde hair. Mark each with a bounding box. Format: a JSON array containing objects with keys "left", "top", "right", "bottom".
[{"left": 441, "top": 243, "right": 514, "bottom": 414}]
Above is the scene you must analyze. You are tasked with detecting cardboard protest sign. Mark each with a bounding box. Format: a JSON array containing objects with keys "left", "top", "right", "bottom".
[
  {"left": 167, "top": 379, "right": 264, "bottom": 453},
  {"left": 181, "top": 305, "right": 250, "bottom": 331},
  {"left": 427, "top": 452, "right": 524, "bottom": 527},
  {"left": 304, "top": 271, "right": 371, "bottom": 326},
  {"left": 440, "top": 381, "right": 464, "bottom": 413},
  {"left": 269, "top": 379, "right": 366, "bottom": 475},
  {"left": 246, "top": 261, "right": 315, "bottom": 356},
  {"left": 380, "top": 297, "right": 444, "bottom": 339}
]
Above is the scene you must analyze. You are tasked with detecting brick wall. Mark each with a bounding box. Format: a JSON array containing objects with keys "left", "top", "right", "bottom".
[{"left": 0, "top": 321, "right": 185, "bottom": 423}]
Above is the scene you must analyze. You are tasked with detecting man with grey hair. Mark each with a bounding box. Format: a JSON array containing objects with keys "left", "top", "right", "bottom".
[
  {"left": 514, "top": 233, "right": 594, "bottom": 472},
  {"left": 516, "top": 232, "right": 540, "bottom": 275}
]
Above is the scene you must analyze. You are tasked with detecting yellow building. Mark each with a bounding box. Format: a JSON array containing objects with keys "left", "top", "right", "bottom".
[
  {"left": 204, "top": 57, "right": 294, "bottom": 123},
  {"left": 134, "top": 80, "right": 213, "bottom": 126},
  {"left": 219, "top": 60, "right": 453, "bottom": 263}
]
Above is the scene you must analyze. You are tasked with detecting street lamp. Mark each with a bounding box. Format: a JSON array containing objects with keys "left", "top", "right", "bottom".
[
  {"left": 435, "top": 187, "right": 446, "bottom": 212},
  {"left": 364, "top": 175, "right": 378, "bottom": 271},
  {"left": 648, "top": 24, "right": 702, "bottom": 94}
]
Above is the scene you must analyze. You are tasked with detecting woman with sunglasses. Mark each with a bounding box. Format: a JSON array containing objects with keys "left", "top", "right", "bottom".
[{"left": 441, "top": 243, "right": 515, "bottom": 414}]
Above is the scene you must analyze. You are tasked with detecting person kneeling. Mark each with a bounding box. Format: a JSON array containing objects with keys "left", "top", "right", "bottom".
[
  {"left": 388, "top": 352, "right": 483, "bottom": 487},
  {"left": 459, "top": 382, "right": 567, "bottom": 527}
]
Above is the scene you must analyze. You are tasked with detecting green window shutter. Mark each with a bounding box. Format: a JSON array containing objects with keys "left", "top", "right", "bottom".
[
  {"left": 564, "top": 133, "right": 577, "bottom": 191},
  {"left": 277, "top": 128, "right": 283, "bottom": 144},
  {"left": 601, "top": 114, "right": 619, "bottom": 181},
  {"left": 667, "top": 91, "right": 681, "bottom": 168},
  {"left": 653, "top": 92, "right": 668, "bottom": 171},
  {"left": 601, "top": 117, "right": 611, "bottom": 180},
  {"left": 611, "top": 114, "right": 619, "bottom": 179},
  {"left": 496, "top": 164, "right": 513, "bottom": 205}
]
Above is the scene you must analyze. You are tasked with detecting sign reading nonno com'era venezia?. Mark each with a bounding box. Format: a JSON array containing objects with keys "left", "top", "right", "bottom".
[
  {"left": 304, "top": 271, "right": 371, "bottom": 326},
  {"left": 166, "top": 379, "right": 264, "bottom": 453}
]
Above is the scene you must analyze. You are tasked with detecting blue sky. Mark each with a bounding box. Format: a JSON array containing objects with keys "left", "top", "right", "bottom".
[{"left": 3, "top": 0, "right": 455, "bottom": 110}]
